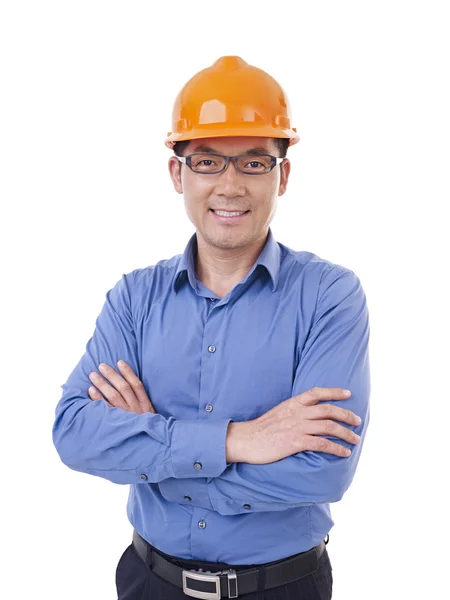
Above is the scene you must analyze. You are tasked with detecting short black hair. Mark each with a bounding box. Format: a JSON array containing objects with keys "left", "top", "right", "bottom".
[{"left": 173, "top": 137, "right": 290, "bottom": 158}]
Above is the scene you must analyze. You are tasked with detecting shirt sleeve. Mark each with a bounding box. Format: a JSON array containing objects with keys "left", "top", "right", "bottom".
[
  {"left": 52, "top": 272, "right": 231, "bottom": 485},
  {"left": 159, "top": 267, "right": 370, "bottom": 514}
]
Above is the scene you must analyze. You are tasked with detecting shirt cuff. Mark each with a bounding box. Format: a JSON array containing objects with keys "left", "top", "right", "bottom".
[{"left": 170, "top": 419, "right": 232, "bottom": 478}]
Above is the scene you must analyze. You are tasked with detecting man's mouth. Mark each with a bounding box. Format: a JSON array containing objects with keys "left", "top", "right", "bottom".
[{"left": 210, "top": 209, "right": 250, "bottom": 221}]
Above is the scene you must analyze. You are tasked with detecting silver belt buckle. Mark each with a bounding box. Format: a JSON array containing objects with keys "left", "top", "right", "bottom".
[{"left": 182, "top": 568, "right": 238, "bottom": 599}]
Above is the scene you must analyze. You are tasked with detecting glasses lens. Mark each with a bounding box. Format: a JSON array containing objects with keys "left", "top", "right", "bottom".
[
  {"left": 236, "top": 155, "right": 273, "bottom": 174},
  {"left": 190, "top": 154, "right": 226, "bottom": 173}
]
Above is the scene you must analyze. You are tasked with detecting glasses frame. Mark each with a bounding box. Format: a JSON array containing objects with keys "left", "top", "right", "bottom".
[{"left": 176, "top": 152, "right": 284, "bottom": 175}]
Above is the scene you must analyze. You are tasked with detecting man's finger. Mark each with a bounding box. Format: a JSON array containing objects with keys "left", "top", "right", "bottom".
[
  {"left": 308, "top": 403, "right": 361, "bottom": 426},
  {"left": 305, "top": 419, "right": 361, "bottom": 445},
  {"left": 88, "top": 386, "right": 114, "bottom": 408},
  {"left": 88, "top": 386, "right": 103, "bottom": 400},
  {"left": 116, "top": 360, "right": 156, "bottom": 413},
  {"left": 88, "top": 370, "right": 130, "bottom": 411},
  {"left": 305, "top": 434, "right": 352, "bottom": 457},
  {"left": 98, "top": 362, "right": 144, "bottom": 412},
  {"left": 297, "top": 387, "right": 352, "bottom": 407}
]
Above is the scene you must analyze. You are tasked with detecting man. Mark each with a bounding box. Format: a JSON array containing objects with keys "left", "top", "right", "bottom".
[{"left": 53, "top": 56, "right": 370, "bottom": 599}]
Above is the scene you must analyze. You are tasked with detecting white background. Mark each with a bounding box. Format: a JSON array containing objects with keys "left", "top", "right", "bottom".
[{"left": 1, "top": 1, "right": 449, "bottom": 598}]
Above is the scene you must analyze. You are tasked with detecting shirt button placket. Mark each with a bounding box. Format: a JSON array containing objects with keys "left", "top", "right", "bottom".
[{"left": 207, "top": 345, "right": 215, "bottom": 413}]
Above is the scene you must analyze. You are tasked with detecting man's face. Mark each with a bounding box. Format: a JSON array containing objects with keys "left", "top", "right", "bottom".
[{"left": 168, "top": 136, "right": 291, "bottom": 251}]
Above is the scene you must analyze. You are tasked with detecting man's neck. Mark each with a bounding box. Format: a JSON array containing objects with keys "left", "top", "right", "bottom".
[{"left": 194, "top": 230, "right": 268, "bottom": 296}]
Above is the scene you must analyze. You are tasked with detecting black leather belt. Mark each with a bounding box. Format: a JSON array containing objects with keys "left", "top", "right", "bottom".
[{"left": 132, "top": 529, "right": 327, "bottom": 599}]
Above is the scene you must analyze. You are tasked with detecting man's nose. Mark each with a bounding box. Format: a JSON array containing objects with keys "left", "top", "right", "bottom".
[{"left": 215, "top": 161, "right": 246, "bottom": 194}]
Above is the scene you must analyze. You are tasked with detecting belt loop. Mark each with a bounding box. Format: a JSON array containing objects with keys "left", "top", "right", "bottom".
[
  {"left": 146, "top": 545, "right": 153, "bottom": 571},
  {"left": 257, "top": 566, "right": 266, "bottom": 592}
]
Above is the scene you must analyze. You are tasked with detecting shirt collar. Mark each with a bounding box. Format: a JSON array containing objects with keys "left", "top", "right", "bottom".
[{"left": 172, "top": 227, "right": 281, "bottom": 294}]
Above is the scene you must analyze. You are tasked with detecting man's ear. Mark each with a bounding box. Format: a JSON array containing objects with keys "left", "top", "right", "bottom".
[
  {"left": 168, "top": 157, "right": 183, "bottom": 194},
  {"left": 278, "top": 158, "right": 291, "bottom": 196}
]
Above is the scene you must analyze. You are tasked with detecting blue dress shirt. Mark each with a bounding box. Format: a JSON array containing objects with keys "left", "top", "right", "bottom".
[{"left": 52, "top": 227, "right": 370, "bottom": 565}]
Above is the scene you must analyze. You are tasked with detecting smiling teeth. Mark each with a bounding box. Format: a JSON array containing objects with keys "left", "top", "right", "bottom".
[{"left": 214, "top": 210, "right": 246, "bottom": 217}]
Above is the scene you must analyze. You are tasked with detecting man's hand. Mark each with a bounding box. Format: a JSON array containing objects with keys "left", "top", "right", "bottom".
[
  {"left": 226, "top": 387, "right": 361, "bottom": 464},
  {"left": 88, "top": 360, "right": 156, "bottom": 414}
]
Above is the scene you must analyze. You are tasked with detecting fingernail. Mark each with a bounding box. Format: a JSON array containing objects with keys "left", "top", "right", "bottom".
[
  {"left": 118, "top": 360, "right": 126, "bottom": 367},
  {"left": 343, "top": 389, "right": 351, "bottom": 395},
  {"left": 356, "top": 416, "right": 362, "bottom": 424}
]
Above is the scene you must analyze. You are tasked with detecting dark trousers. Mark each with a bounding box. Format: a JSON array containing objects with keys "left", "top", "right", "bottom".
[{"left": 116, "top": 541, "right": 333, "bottom": 599}]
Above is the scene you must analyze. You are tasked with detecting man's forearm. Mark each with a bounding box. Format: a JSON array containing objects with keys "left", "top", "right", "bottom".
[
  {"left": 226, "top": 421, "right": 255, "bottom": 463},
  {"left": 225, "top": 386, "right": 362, "bottom": 466}
]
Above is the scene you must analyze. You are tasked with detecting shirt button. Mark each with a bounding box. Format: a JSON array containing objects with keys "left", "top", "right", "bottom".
[
  {"left": 198, "top": 520, "right": 206, "bottom": 529},
  {"left": 140, "top": 474, "right": 148, "bottom": 480},
  {"left": 208, "top": 345, "right": 216, "bottom": 353},
  {"left": 243, "top": 504, "right": 251, "bottom": 510},
  {"left": 205, "top": 404, "right": 213, "bottom": 412},
  {"left": 194, "top": 461, "right": 203, "bottom": 470},
  {"left": 184, "top": 496, "right": 192, "bottom": 502}
]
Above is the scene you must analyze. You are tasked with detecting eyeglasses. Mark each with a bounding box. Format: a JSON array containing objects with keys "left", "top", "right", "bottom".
[{"left": 176, "top": 153, "right": 284, "bottom": 175}]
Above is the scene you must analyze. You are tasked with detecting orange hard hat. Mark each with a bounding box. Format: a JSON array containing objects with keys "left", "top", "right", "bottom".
[{"left": 165, "top": 56, "right": 299, "bottom": 150}]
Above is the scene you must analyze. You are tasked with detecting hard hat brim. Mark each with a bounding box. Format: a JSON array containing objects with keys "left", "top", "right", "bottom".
[{"left": 165, "top": 124, "right": 300, "bottom": 150}]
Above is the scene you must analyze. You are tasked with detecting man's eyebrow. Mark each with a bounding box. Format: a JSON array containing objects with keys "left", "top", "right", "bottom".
[{"left": 190, "top": 145, "right": 272, "bottom": 155}]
